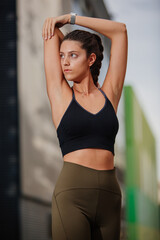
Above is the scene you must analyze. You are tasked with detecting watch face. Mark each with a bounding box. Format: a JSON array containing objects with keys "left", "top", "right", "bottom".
[{"left": 70, "top": 12, "right": 77, "bottom": 16}]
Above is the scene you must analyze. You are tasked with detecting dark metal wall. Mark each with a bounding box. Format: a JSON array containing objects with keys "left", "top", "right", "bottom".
[{"left": 0, "top": 1, "right": 20, "bottom": 239}]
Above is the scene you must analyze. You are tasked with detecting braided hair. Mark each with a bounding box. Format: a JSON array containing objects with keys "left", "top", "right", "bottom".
[{"left": 61, "top": 30, "right": 104, "bottom": 87}]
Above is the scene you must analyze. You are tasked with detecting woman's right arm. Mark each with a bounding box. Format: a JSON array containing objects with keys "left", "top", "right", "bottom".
[
  {"left": 42, "top": 15, "right": 71, "bottom": 104},
  {"left": 43, "top": 26, "right": 64, "bottom": 104}
]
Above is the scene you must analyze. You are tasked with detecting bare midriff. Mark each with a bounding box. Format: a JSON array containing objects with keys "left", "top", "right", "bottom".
[{"left": 63, "top": 148, "right": 114, "bottom": 170}]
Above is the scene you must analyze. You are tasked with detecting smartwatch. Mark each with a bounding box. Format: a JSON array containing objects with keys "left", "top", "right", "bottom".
[{"left": 70, "top": 12, "right": 77, "bottom": 25}]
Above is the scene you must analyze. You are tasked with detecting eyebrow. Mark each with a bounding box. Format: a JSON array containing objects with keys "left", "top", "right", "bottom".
[{"left": 60, "top": 51, "right": 79, "bottom": 54}]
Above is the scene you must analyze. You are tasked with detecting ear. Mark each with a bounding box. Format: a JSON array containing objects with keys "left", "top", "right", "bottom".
[{"left": 88, "top": 53, "right": 96, "bottom": 67}]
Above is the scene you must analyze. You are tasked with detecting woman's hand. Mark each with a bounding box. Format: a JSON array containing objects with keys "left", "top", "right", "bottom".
[{"left": 42, "top": 14, "right": 70, "bottom": 40}]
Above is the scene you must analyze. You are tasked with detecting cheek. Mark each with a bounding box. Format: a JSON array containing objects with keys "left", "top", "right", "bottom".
[
  {"left": 73, "top": 64, "right": 87, "bottom": 78},
  {"left": 73, "top": 58, "right": 88, "bottom": 71}
]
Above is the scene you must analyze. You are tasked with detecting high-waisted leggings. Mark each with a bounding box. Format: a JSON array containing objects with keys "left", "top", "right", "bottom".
[{"left": 52, "top": 161, "right": 122, "bottom": 240}]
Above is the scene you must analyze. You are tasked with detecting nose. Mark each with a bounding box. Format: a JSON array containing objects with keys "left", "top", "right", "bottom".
[{"left": 63, "top": 56, "right": 70, "bottom": 66}]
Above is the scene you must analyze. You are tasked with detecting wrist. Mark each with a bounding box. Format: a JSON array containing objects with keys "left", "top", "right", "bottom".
[{"left": 66, "top": 14, "right": 71, "bottom": 24}]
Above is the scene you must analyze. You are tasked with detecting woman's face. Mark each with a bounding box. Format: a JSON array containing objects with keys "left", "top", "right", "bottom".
[{"left": 60, "top": 40, "right": 91, "bottom": 83}]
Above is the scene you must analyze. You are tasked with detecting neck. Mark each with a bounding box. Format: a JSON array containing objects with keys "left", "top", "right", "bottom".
[{"left": 73, "top": 81, "right": 97, "bottom": 95}]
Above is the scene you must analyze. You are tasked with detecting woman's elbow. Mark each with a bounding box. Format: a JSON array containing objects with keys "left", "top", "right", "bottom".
[
  {"left": 122, "top": 23, "right": 127, "bottom": 33},
  {"left": 116, "top": 22, "right": 127, "bottom": 34}
]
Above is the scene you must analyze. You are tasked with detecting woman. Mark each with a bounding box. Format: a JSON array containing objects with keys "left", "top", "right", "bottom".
[{"left": 42, "top": 13, "right": 128, "bottom": 240}]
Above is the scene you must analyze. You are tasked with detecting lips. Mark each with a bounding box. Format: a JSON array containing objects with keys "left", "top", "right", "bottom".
[{"left": 64, "top": 69, "right": 72, "bottom": 72}]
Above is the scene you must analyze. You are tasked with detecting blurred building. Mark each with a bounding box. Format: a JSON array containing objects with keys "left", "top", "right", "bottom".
[{"left": 124, "top": 86, "right": 160, "bottom": 240}]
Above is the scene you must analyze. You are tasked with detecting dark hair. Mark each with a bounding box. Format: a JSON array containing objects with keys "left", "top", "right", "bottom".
[{"left": 61, "top": 29, "right": 104, "bottom": 87}]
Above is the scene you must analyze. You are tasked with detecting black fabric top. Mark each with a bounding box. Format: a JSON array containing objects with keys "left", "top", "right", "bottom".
[{"left": 56, "top": 87, "right": 119, "bottom": 157}]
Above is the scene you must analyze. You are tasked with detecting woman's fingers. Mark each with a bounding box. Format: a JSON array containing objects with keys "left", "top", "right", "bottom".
[
  {"left": 42, "top": 15, "right": 67, "bottom": 40},
  {"left": 48, "top": 18, "right": 51, "bottom": 39},
  {"left": 42, "top": 18, "right": 48, "bottom": 40},
  {"left": 50, "top": 21, "right": 53, "bottom": 38},
  {"left": 50, "top": 19, "right": 55, "bottom": 38},
  {"left": 48, "top": 18, "right": 54, "bottom": 39},
  {"left": 42, "top": 18, "right": 55, "bottom": 40}
]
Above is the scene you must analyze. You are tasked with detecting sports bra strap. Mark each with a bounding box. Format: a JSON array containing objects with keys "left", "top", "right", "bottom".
[
  {"left": 98, "top": 88, "right": 107, "bottom": 99},
  {"left": 71, "top": 87, "right": 75, "bottom": 99}
]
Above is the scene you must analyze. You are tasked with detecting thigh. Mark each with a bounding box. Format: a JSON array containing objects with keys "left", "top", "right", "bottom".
[
  {"left": 92, "top": 225, "right": 121, "bottom": 240},
  {"left": 92, "top": 190, "right": 122, "bottom": 240},
  {"left": 52, "top": 191, "right": 92, "bottom": 240}
]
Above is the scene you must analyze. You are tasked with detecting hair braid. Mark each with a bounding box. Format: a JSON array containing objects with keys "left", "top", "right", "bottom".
[{"left": 90, "top": 34, "right": 104, "bottom": 86}]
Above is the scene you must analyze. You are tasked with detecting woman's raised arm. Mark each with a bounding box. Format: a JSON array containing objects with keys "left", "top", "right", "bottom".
[
  {"left": 42, "top": 16, "right": 68, "bottom": 103},
  {"left": 74, "top": 16, "right": 128, "bottom": 109},
  {"left": 43, "top": 27, "right": 64, "bottom": 102}
]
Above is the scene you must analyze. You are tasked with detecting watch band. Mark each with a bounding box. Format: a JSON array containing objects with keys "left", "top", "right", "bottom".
[{"left": 70, "top": 12, "right": 77, "bottom": 25}]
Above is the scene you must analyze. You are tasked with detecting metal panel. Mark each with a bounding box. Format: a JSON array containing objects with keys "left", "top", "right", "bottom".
[{"left": 0, "top": 0, "right": 20, "bottom": 239}]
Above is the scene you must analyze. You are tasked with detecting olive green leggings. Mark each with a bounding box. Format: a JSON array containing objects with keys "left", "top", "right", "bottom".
[{"left": 52, "top": 161, "right": 122, "bottom": 240}]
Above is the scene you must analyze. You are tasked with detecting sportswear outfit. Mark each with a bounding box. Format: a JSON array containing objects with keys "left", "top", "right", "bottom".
[{"left": 52, "top": 87, "right": 122, "bottom": 240}]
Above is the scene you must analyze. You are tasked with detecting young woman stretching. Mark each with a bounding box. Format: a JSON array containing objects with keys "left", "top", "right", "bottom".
[{"left": 42, "top": 13, "right": 128, "bottom": 240}]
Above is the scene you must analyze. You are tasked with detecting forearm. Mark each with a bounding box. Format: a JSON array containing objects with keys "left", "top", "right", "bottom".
[
  {"left": 54, "top": 27, "right": 64, "bottom": 43},
  {"left": 71, "top": 15, "right": 126, "bottom": 40}
]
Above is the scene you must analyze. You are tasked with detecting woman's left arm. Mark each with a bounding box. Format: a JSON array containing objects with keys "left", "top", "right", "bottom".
[
  {"left": 74, "top": 16, "right": 128, "bottom": 109},
  {"left": 75, "top": 15, "right": 126, "bottom": 39}
]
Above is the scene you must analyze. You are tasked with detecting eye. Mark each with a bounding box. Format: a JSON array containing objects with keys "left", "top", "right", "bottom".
[
  {"left": 71, "top": 53, "right": 77, "bottom": 58},
  {"left": 60, "top": 53, "right": 64, "bottom": 59}
]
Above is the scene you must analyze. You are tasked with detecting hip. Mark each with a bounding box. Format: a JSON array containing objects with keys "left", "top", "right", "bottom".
[{"left": 53, "top": 161, "right": 122, "bottom": 198}]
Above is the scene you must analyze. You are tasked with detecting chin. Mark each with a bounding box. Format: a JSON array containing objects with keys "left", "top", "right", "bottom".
[
  {"left": 65, "top": 73, "right": 84, "bottom": 83},
  {"left": 65, "top": 76, "right": 79, "bottom": 83}
]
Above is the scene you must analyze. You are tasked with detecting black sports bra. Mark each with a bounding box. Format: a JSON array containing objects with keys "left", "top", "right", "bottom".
[{"left": 56, "top": 87, "right": 119, "bottom": 157}]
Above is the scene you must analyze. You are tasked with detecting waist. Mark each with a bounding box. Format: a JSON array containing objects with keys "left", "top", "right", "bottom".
[
  {"left": 54, "top": 161, "right": 121, "bottom": 197},
  {"left": 63, "top": 148, "right": 114, "bottom": 170}
]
